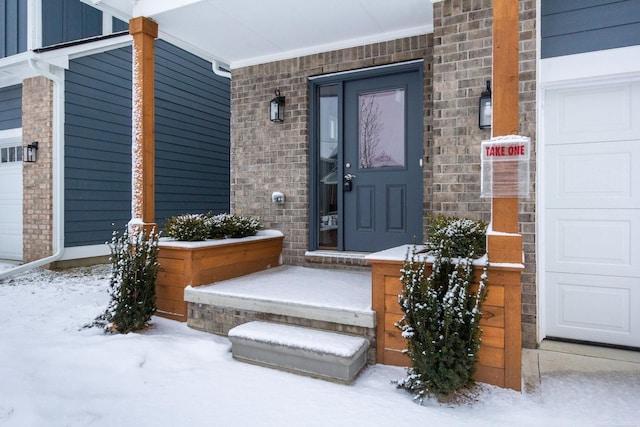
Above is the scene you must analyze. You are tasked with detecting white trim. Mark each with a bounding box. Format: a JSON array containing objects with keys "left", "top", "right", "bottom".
[
  {"left": 43, "top": 34, "right": 133, "bottom": 63},
  {"left": 27, "top": 0, "right": 42, "bottom": 50},
  {"left": 102, "top": 12, "right": 114, "bottom": 35},
  {"left": 0, "top": 128, "right": 22, "bottom": 141},
  {"left": 59, "top": 244, "right": 110, "bottom": 261},
  {"left": 535, "top": 0, "right": 545, "bottom": 345},
  {"left": 230, "top": 25, "right": 433, "bottom": 69},
  {"left": 540, "top": 45, "right": 640, "bottom": 88}
]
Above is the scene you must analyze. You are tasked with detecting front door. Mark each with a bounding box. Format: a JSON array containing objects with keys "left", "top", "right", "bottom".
[{"left": 342, "top": 71, "right": 423, "bottom": 251}]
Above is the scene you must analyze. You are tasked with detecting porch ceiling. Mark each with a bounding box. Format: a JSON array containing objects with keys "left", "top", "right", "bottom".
[{"left": 88, "top": 0, "right": 434, "bottom": 69}]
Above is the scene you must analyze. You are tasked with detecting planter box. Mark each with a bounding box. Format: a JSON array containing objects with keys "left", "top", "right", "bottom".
[
  {"left": 155, "top": 230, "right": 284, "bottom": 321},
  {"left": 366, "top": 245, "right": 523, "bottom": 391}
]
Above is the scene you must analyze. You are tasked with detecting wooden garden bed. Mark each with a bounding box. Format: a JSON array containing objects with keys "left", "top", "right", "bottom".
[
  {"left": 155, "top": 230, "right": 284, "bottom": 321},
  {"left": 366, "top": 245, "right": 523, "bottom": 391}
]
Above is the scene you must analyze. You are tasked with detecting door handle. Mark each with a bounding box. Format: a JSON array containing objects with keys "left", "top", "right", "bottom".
[{"left": 343, "top": 174, "right": 355, "bottom": 192}]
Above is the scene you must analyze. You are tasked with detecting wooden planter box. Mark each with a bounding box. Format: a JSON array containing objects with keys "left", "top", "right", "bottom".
[
  {"left": 155, "top": 230, "right": 284, "bottom": 322},
  {"left": 366, "top": 245, "right": 523, "bottom": 391}
]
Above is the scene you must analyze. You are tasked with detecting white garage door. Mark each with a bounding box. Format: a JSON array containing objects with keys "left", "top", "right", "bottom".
[
  {"left": 0, "top": 137, "right": 23, "bottom": 261},
  {"left": 544, "top": 81, "right": 640, "bottom": 348}
]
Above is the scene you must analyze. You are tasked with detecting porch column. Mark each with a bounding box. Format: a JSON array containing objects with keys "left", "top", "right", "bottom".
[
  {"left": 129, "top": 17, "right": 158, "bottom": 233},
  {"left": 487, "top": 0, "right": 523, "bottom": 391}
]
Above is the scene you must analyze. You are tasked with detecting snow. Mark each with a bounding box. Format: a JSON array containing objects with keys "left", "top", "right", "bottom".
[
  {"left": 1, "top": 263, "right": 639, "bottom": 426},
  {"left": 191, "top": 265, "right": 371, "bottom": 312},
  {"left": 228, "top": 321, "right": 367, "bottom": 358},
  {"left": 159, "top": 229, "right": 284, "bottom": 249}
]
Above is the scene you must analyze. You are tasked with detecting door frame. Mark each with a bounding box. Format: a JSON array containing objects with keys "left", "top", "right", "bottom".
[{"left": 308, "top": 60, "right": 424, "bottom": 251}]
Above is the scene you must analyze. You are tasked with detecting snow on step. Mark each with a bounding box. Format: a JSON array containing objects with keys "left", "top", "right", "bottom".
[{"left": 228, "top": 321, "right": 369, "bottom": 383}]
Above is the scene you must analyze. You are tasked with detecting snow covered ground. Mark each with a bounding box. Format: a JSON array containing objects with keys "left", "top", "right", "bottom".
[{"left": 0, "top": 263, "right": 639, "bottom": 427}]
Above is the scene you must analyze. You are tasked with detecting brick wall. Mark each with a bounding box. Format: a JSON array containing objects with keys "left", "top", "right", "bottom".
[
  {"left": 432, "top": 0, "right": 537, "bottom": 348},
  {"left": 22, "top": 76, "right": 54, "bottom": 262},
  {"left": 231, "top": 36, "right": 434, "bottom": 265}
]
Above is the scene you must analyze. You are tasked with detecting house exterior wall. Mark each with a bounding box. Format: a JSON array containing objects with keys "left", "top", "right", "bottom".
[
  {"left": 0, "top": 84, "right": 21, "bottom": 129},
  {"left": 64, "top": 41, "right": 231, "bottom": 248},
  {"left": 0, "top": 0, "right": 27, "bottom": 58},
  {"left": 64, "top": 46, "right": 132, "bottom": 246},
  {"left": 432, "top": 0, "right": 537, "bottom": 348},
  {"left": 230, "top": 35, "right": 434, "bottom": 265},
  {"left": 22, "top": 76, "right": 53, "bottom": 262},
  {"left": 154, "top": 40, "right": 231, "bottom": 223},
  {"left": 42, "top": 0, "right": 102, "bottom": 47},
  {"left": 541, "top": 0, "right": 640, "bottom": 58}
]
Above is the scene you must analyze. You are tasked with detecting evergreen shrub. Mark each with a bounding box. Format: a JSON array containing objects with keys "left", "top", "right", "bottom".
[
  {"left": 396, "top": 215, "right": 489, "bottom": 400},
  {"left": 97, "top": 227, "right": 159, "bottom": 334},
  {"left": 163, "top": 212, "right": 262, "bottom": 241},
  {"left": 163, "top": 213, "right": 210, "bottom": 241}
]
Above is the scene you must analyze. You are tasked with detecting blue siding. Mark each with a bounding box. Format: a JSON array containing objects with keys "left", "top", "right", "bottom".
[
  {"left": 0, "top": 84, "right": 21, "bottom": 130},
  {"left": 542, "top": 0, "right": 640, "bottom": 58},
  {"left": 155, "top": 39, "right": 231, "bottom": 224},
  {"left": 112, "top": 17, "right": 128, "bottom": 32},
  {"left": 65, "top": 42, "right": 231, "bottom": 247},
  {"left": 42, "top": 0, "right": 102, "bottom": 47},
  {"left": 0, "top": 0, "right": 27, "bottom": 58},
  {"left": 65, "top": 47, "right": 132, "bottom": 246}
]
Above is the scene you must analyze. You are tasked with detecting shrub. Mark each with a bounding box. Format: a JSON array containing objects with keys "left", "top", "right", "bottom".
[
  {"left": 425, "top": 214, "right": 487, "bottom": 258},
  {"left": 164, "top": 213, "right": 210, "bottom": 241},
  {"left": 163, "top": 212, "right": 262, "bottom": 241},
  {"left": 396, "top": 216, "right": 488, "bottom": 401},
  {"left": 212, "top": 213, "right": 262, "bottom": 238},
  {"left": 97, "top": 227, "right": 159, "bottom": 334}
]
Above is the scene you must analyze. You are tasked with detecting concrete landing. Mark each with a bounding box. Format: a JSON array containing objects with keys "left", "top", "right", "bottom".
[{"left": 523, "top": 340, "right": 640, "bottom": 392}]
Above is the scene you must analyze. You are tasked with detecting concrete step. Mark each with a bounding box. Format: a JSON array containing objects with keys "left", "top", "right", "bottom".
[{"left": 228, "top": 321, "right": 370, "bottom": 383}]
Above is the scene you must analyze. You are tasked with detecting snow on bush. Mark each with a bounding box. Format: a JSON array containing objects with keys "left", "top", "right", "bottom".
[
  {"left": 396, "top": 215, "right": 488, "bottom": 400},
  {"left": 163, "top": 212, "right": 262, "bottom": 241},
  {"left": 95, "top": 227, "right": 159, "bottom": 334}
]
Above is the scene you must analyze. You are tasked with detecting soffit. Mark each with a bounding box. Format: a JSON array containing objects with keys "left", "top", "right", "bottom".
[{"left": 89, "top": 0, "right": 433, "bottom": 69}]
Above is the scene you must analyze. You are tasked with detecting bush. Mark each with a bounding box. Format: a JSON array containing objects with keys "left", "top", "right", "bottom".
[
  {"left": 210, "top": 213, "right": 261, "bottom": 238},
  {"left": 396, "top": 216, "right": 488, "bottom": 401},
  {"left": 163, "top": 212, "right": 262, "bottom": 240},
  {"left": 425, "top": 214, "right": 487, "bottom": 258},
  {"left": 163, "top": 214, "right": 210, "bottom": 241},
  {"left": 97, "top": 227, "right": 159, "bottom": 334}
]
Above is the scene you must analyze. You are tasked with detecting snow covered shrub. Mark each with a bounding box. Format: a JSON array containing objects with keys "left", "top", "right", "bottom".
[
  {"left": 207, "top": 213, "right": 262, "bottom": 239},
  {"left": 425, "top": 214, "right": 487, "bottom": 258},
  {"left": 97, "top": 227, "right": 159, "bottom": 334},
  {"left": 164, "top": 213, "right": 210, "bottom": 241},
  {"left": 396, "top": 216, "right": 488, "bottom": 400}
]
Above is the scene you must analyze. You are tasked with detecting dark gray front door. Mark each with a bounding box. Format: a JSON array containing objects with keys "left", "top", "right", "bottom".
[{"left": 343, "top": 71, "right": 423, "bottom": 251}]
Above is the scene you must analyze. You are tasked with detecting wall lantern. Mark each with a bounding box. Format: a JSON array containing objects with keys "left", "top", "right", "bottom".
[
  {"left": 478, "top": 80, "right": 492, "bottom": 130},
  {"left": 23, "top": 141, "right": 38, "bottom": 163},
  {"left": 270, "top": 89, "right": 285, "bottom": 123}
]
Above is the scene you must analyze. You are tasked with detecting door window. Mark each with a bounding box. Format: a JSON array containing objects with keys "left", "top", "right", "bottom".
[
  {"left": 358, "top": 89, "right": 405, "bottom": 169},
  {"left": 318, "top": 85, "right": 339, "bottom": 249}
]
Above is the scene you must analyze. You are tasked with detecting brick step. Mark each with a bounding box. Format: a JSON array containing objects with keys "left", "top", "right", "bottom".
[{"left": 228, "top": 321, "right": 370, "bottom": 383}]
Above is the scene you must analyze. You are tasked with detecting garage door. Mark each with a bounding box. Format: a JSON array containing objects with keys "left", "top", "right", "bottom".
[
  {"left": 544, "top": 81, "right": 640, "bottom": 348},
  {"left": 0, "top": 139, "right": 23, "bottom": 261}
]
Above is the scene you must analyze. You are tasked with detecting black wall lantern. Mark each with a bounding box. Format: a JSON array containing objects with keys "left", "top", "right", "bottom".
[
  {"left": 270, "top": 89, "right": 285, "bottom": 123},
  {"left": 23, "top": 141, "right": 38, "bottom": 163},
  {"left": 478, "top": 80, "right": 492, "bottom": 130}
]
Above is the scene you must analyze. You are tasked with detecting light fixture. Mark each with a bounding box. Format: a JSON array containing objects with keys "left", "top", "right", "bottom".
[
  {"left": 478, "top": 80, "right": 492, "bottom": 130},
  {"left": 23, "top": 141, "right": 38, "bottom": 163},
  {"left": 270, "top": 89, "right": 285, "bottom": 123}
]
